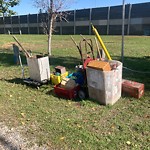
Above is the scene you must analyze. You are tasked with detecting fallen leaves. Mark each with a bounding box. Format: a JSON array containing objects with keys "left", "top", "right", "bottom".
[
  {"left": 91, "top": 107, "right": 96, "bottom": 111},
  {"left": 78, "top": 140, "right": 82, "bottom": 143},
  {"left": 77, "top": 124, "right": 82, "bottom": 128},
  {"left": 60, "top": 137, "right": 65, "bottom": 140},
  {"left": 21, "top": 121, "right": 25, "bottom": 125},
  {"left": 21, "top": 113, "right": 26, "bottom": 118},
  {"left": 126, "top": 141, "right": 131, "bottom": 145}
]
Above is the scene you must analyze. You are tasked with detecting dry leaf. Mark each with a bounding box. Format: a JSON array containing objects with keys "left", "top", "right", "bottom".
[
  {"left": 60, "top": 137, "right": 65, "bottom": 140},
  {"left": 21, "top": 113, "right": 25, "bottom": 118},
  {"left": 126, "top": 141, "right": 131, "bottom": 145},
  {"left": 68, "top": 102, "right": 72, "bottom": 105},
  {"left": 77, "top": 124, "right": 81, "bottom": 128},
  {"left": 92, "top": 107, "right": 96, "bottom": 111},
  {"left": 78, "top": 140, "right": 82, "bottom": 143},
  {"left": 21, "top": 121, "right": 25, "bottom": 125}
]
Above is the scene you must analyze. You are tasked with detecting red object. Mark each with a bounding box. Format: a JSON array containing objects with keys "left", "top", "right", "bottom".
[
  {"left": 54, "top": 84, "right": 80, "bottom": 99},
  {"left": 83, "top": 58, "right": 93, "bottom": 69},
  {"left": 122, "top": 79, "right": 144, "bottom": 99}
]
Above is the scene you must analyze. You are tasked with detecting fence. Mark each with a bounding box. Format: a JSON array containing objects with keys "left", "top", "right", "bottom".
[{"left": 0, "top": 2, "right": 150, "bottom": 35}]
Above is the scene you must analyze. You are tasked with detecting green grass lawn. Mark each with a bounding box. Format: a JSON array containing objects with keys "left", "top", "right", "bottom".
[{"left": 0, "top": 34, "right": 150, "bottom": 149}]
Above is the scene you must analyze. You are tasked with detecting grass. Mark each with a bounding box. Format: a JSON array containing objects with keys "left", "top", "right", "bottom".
[{"left": 0, "top": 34, "right": 150, "bottom": 149}]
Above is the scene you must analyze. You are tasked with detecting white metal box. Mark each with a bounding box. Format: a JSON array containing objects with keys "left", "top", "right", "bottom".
[
  {"left": 27, "top": 56, "right": 50, "bottom": 82},
  {"left": 86, "top": 60, "right": 122, "bottom": 105}
]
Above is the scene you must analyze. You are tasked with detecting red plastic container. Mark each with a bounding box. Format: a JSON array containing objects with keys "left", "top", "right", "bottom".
[
  {"left": 54, "top": 84, "right": 80, "bottom": 99},
  {"left": 122, "top": 79, "right": 144, "bottom": 99}
]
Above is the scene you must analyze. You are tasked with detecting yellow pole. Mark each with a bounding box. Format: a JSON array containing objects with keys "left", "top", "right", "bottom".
[{"left": 91, "top": 24, "right": 112, "bottom": 60}]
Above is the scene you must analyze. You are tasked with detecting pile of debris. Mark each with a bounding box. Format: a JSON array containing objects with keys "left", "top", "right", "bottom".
[{"left": 12, "top": 25, "right": 144, "bottom": 106}]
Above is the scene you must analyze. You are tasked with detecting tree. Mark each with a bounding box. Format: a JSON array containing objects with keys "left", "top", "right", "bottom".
[
  {"left": 0, "top": 0, "right": 20, "bottom": 16},
  {"left": 34, "top": 0, "right": 72, "bottom": 56}
]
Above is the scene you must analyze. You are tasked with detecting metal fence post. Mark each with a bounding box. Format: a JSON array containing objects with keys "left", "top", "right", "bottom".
[
  {"left": 74, "top": 9, "right": 76, "bottom": 35},
  {"left": 107, "top": 6, "right": 110, "bottom": 35},
  {"left": 18, "top": 15, "right": 21, "bottom": 34},
  {"left": 3, "top": 16, "right": 6, "bottom": 34},
  {"left": 10, "top": 16, "right": 13, "bottom": 34},
  {"left": 37, "top": 14, "right": 39, "bottom": 34},
  {"left": 127, "top": 4, "right": 132, "bottom": 35},
  {"left": 89, "top": 8, "right": 92, "bottom": 35},
  {"left": 27, "top": 14, "right": 30, "bottom": 34},
  {"left": 121, "top": 0, "right": 125, "bottom": 64},
  {"left": 60, "top": 21, "right": 62, "bottom": 35}
]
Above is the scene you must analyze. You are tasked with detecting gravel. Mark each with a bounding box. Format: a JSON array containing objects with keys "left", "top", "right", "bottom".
[{"left": 0, "top": 122, "right": 47, "bottom": 150}]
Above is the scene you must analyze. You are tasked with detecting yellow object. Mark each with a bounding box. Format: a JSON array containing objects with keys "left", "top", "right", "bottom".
[
  {"left": 91, "top": 24, "right": 112, "bottom": 60},
  {"left": 50, "top": 72, "right": 68, "bottom": 85}
]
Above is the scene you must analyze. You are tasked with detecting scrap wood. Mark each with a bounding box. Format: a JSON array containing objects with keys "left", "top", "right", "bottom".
[
  {"left": 12, "top": 35, "right": 31, "bottom": 58},
  {"left": 94, "top": 37, "right": 102, "bottom": 60},
  {"left": 71, "top": 36, "right": 83, "bottom": 61}
]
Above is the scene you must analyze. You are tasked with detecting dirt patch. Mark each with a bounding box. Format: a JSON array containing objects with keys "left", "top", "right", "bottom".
[
  {"left": 0, "top": 122, "right": 47, "bottom": 150},
  {"left": 1, "top": 42, "right": 16, "bottom": 50}
]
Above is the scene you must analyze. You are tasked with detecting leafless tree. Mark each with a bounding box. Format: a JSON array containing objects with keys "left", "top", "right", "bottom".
[{"left": 34, "top": 0, "right": 73, "bottom": 56}]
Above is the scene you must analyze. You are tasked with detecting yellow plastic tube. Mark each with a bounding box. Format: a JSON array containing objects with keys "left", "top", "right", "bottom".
[{"left": 91, "top": 24, "right": 112, "bottom": 60}]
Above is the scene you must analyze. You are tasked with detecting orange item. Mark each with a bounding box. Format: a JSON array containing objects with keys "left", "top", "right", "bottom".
[{"left": 87, "top": 60, "right": 111, "bottom": 71}]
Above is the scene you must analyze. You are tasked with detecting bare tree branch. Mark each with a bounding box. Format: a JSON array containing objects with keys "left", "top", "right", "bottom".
[{"left": 33, "top": 0, "right": 74, "bottom": 56}]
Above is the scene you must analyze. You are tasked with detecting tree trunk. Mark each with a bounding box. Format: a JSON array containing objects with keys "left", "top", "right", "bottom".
[
  {"left": 48, "top": 0, "right": 54, "bottom": 56},
  {"left": 48, "top": 14, "right": 54, "bottom": 56}
]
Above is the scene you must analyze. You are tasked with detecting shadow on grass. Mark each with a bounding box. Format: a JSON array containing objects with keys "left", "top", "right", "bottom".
[
  {"left": 4, "top": 78, "right": 50, "bottom": 89},
  {"left": 4, "top": 78, "right": 25, "bottom": 85},
  {"left": 0, "top": 49, "right": 27, "bottom": 66},
  {"left": 49, "top": 55, "right": 81, "bottom": 71},
  {"left": 1, "top": 50, "right": 150, "bottom": 91},
  {"left": 114, "top": 55, "right": 150, "bottom": 91},
  {"left": 0, "top": 50, "right": 81, "bottom": 71},
  {"left": 46, "top": 90, "right": 101, "bottom": 105},
  {"left": 0, "top": 135, "right": 19, "bottom": 150}
]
